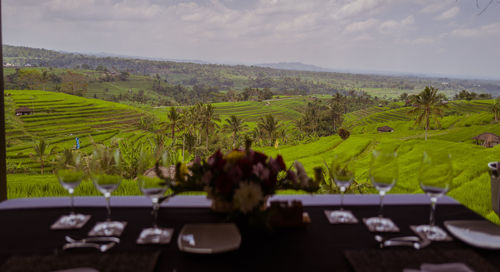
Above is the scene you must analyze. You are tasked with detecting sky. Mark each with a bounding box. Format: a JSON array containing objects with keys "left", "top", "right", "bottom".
[{"left": 2, "top": 0, "right": 500, "bottom": 79}]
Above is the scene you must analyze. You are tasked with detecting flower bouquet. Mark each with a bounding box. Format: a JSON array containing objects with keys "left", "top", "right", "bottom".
[{"left": 167, "top": 141, "right": 320, "bottom": 216}]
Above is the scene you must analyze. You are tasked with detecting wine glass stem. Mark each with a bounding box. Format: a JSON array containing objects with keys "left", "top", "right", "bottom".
[
  {"left": 429, "top": 196, "right": 437, "bottom": 227},
  {"left": 69, "top": 188, "right": 75, "bottom": 215},
  {"left": 105, "top": 193, "right": 111, "bottom": 222},
  {"left": 340, "top": 186, "right": 346, "bottom": 210},
  {"left": 379, "top": 191, "right": 386, "bottom": 218},
  {"left": 152, "top": 200, "right": 160, "bottom": 228}
]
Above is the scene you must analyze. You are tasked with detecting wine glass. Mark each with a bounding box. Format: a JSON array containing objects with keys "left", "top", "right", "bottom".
[
  {"left": 364, "top": 150, "right": 399, "bottom": 232},
  {"left": 88, "top": 147, "right": 126, "bottom": 236},
  {"left": 325, "top": 158, "right": 358, "bottom": 224},
  {"left": 413, "top": 151, "right": 452, "bottom": 241},
  {"left": 136, "top": 175, "right": 173, "bottom": 244},
  {"left": 51, "top": 151, "right": 90, "bottom": 229}
]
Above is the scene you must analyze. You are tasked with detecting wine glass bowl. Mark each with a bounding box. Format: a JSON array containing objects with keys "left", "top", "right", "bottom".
[
  {"left": 92, "top": 174, "right": 121, "bottom": 196},
  {"left": 413, "top": 151, "right": 453, "bottom": 241}
]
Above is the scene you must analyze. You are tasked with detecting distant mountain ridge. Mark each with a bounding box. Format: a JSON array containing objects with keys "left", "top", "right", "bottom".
[
  {"left": 3, "top": 44, "right": 500, "bottom": 96},
  {"left": 255, "top": 62, "right": 333, "bottom": 73}
]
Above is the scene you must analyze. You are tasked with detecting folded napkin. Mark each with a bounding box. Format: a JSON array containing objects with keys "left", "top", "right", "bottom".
[
  {"left": 403, "top": 262, "right": 475, "bottom": 272},
  {"left": 344, "top": 249, "right": 495, "bottom": 272},
  {"left": 0, "top": 251, "right": 161, "bottom": 272}
]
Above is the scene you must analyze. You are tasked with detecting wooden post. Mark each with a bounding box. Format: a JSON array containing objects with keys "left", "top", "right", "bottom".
[{"left": 0, "top": 0, "right": 7, "bottom": 201}]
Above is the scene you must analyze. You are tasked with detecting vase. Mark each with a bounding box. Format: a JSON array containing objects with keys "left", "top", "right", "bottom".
[{"left": 211, "top": 198, "right": 234, "bottom": 213}]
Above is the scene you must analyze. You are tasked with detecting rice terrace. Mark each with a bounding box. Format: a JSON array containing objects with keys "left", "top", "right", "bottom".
[{"left": 4, "top": 81, "right": 500, "bottom": 225}]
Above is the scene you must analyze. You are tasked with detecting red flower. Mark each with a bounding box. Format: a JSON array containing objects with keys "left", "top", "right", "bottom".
[{"left": 215, "top": 173, "right": 234, "bottom": 194}]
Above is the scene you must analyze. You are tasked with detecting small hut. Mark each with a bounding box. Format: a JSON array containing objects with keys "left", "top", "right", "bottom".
[
  {"left": 377, "top": 126, "right": 394, "bottom": 133},
  {"left": 15, "top": 106, "right": 33, "bottom": 116},
  {"left": 473, "top": 133, "right": 500, "bottom": 148}
]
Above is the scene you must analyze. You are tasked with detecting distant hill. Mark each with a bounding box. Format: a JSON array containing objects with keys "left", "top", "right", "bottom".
[
  {"left": 255, "top": 62, "right": 333, "bottom": 73},
  {"left": 3, "top": 44, "right": 500, "bottom": 98}
]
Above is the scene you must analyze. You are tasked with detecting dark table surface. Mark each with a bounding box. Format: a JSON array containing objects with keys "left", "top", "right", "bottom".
[{"left": 0, "top": 197, "right": 499, "bottom": 272}]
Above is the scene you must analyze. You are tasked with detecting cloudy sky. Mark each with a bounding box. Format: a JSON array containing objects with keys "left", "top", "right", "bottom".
[{"left": 3, "top": 0, "right": 500, "bottom": 79}]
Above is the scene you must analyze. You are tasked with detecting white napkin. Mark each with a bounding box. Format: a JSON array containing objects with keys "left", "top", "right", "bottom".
[{"left": 403, "top": 262, "right": 475, "bottom": 272}]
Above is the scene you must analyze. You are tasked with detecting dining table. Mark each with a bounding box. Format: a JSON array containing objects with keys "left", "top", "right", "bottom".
[{"left": 0, "top": 194, "right": 498, "bottom": 272}]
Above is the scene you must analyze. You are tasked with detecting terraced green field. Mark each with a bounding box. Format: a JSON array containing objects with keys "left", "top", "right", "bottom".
[
  {"left": 257, "top": 99, "right": 500, "bottom": 224},
  {"left": 5, "top": 90, "right": 153, "bottom": 173},
  {"left": 149, "top": 97, "right": 309, "bottom": 126}
]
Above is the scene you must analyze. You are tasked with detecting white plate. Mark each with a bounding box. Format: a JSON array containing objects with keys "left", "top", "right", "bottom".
[
  {"left": 177, "top": 223, "right": 241, "bottom": 254},
  {"left": 444, "top": 220, "right": 500, "bottom": 249}
]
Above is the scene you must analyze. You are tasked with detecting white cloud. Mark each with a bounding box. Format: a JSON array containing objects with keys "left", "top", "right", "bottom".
[
  {"left": 334, "top": 0, "right": 392, "bottom": 19},
  {"left": 419, "top": 1, "right": 455, "bottom": 14},
  {"left": 379, "top": 15, "right": 414, "bottom": 34},
  {"left": 344, "top": 19, "right": 379, "bottom": 33},
  {"left": 450, "top": 22, "right": 500, "bottom": 38},
  {"left": 435, "top": 6, "right": 460, "bottom": 20}
]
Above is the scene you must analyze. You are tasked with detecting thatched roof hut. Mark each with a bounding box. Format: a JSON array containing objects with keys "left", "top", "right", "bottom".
[
  {"left": 473, "top": 133, "right": 500, "bottom": 148},
  {"left": 377, "top": 126, "right": 394, "bottom": 133},
  {"left": 15, "top": 106, "right": 33, "bottom": 116}
]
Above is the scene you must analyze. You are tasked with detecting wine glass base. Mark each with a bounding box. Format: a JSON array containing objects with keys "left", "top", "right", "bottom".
[
  {"left": 411, "top": 225, "right": 452, "bottom": 241},
  {"left": 136, "top": 227, "right": 174, "bottom": 244},
  {"left": 324, "top": 210, "right": 358, "bottom": 224},
  {"left": 89, "top": 221, "right": 127, "bottom": 237},
  {"left": 363, "top": 217, "right": 400, "bottom": 232},
  {"left": 51, "top": 214, "right": 91, "bottom": 230}
]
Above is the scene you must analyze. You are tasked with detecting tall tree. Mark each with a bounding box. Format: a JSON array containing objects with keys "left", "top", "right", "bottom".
[
  {"left": 491, "top": 98, "right": 500, "bottom": 122},
  {"left": 223, "top": 115, "right": 247, "bottom": 148},
  {"left": 257, "top": 114, "right": 280, "bottom": 146},
  {"left": 167, "top": 107, "right": 181, "bottom": 146},
  {"left": 408, "top": 86, "right": 447, "bottom": 141},
  {"left": 200, "top": 104, "right": 220, "bottom": 150}
]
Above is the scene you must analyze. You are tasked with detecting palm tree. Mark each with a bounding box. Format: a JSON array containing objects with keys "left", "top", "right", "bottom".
[
  {"left": 491, "top": 99, "right": 500, "bottom": 122},
  {"left": 257, "top": 114, "right": 280, "bottom": 146},
  {"left": 30, "top": 138, "right": 58, "bottom": 174},
  {"left": 223, "top": 115, "right": 247, "bottom": 148},
  {"left": 408, "top": 86, "right": 447, "bottom": 141},
  {"left": 167, "top": 107, "right": 181, "bottom": 146},
  {"left": 200, "top": 104, "right": 220, "bottom": 149}
]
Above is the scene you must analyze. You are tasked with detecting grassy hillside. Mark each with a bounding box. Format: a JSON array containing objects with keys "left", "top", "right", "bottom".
[
  {"left": 149, "top": 97, "right": 308, "bottom": 126},
  {"left": 257, "top": 101, "right": 500, "bottom": 224},
  {"left": 5, "top": 89, "right": 153, "bottom": 173},
  {"left": 5, "top": 45, "right": 500, "bottom": 98}
]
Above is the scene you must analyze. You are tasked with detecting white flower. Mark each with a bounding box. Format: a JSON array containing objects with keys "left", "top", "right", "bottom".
[
  {"left": 294, "top": 161, "right": 310, "bottom": 187},
  {"left": 252, "top": 162, "right": 270, "bottom": 181},
  {"left": 233, "top": 182, "right": 264, "bottom": 214}
]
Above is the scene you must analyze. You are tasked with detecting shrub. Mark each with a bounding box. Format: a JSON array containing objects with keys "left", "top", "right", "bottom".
[{"left": 338, "top": 128, "right": 350, "bottom": 140}]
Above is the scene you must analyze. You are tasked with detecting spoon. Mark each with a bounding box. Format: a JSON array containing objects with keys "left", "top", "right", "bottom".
[
  {"left": 374, "top": 235, "right": 421, "bottom": 243},
  {"left": 374, "top": 235, "right": 430, "bottom": 249}
]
